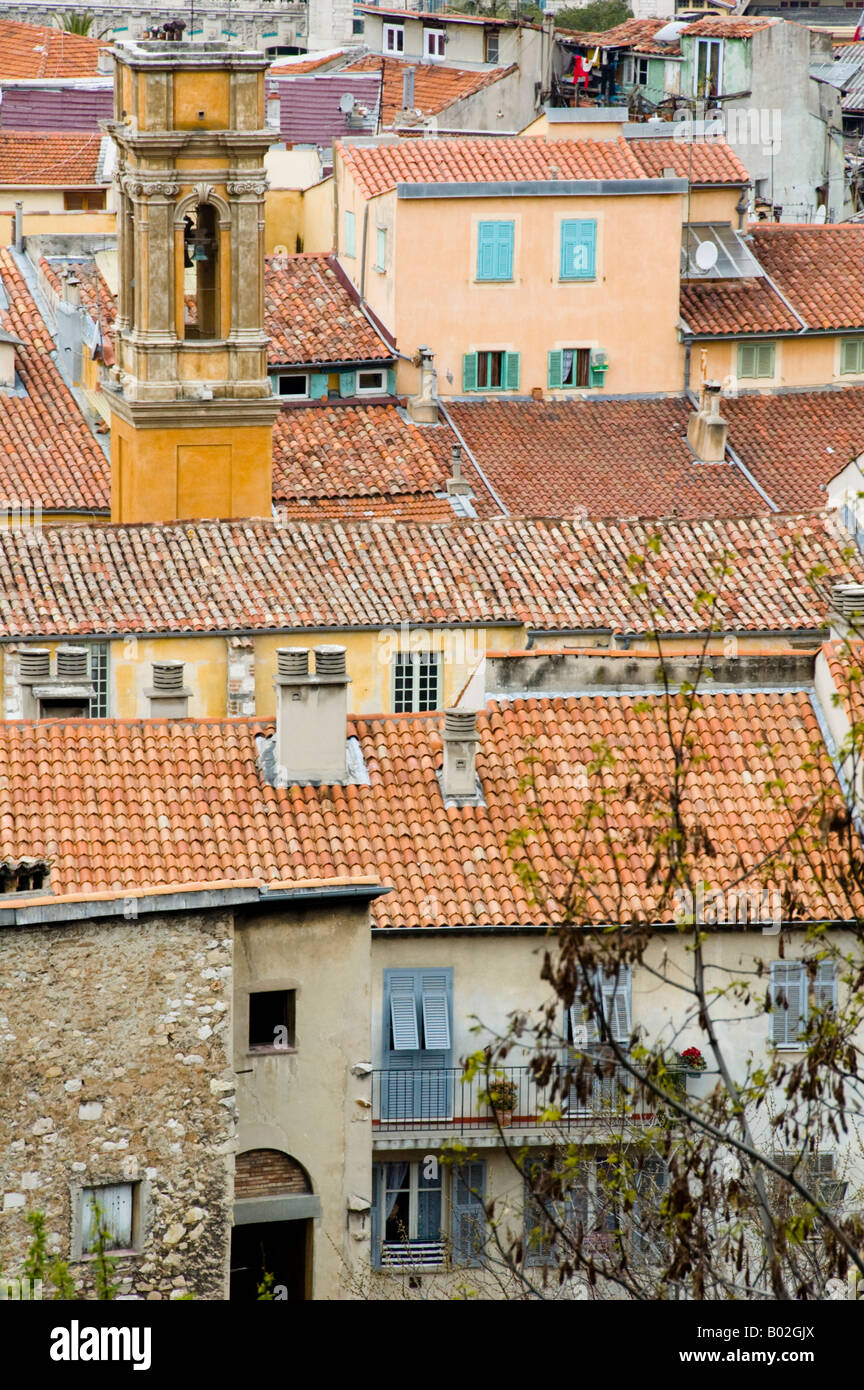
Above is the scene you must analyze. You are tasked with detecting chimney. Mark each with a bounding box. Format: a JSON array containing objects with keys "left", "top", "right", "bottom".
[
  {"left": 441, "top": 708, "right": 480, "bottom": 802},
  {"left": 63, "top": 276, "right": 81, "bottom": 308},
  {"left": 97, "top": 47, "right": 113, "bottom": 75},
  {"left": 275, "top": 645, "right": 350, "bottom": 785},
  {"left": 55, "top": 646, "right": 89, "bottom": 681},
  {"left": 267, "top": 92, "right": 281, "bottom": 130},
  {"left": 145, "top": 660, "right": 192, "bottom": 718},
  {"left": 402, "top": 66, "right": 416, "bottom": 110},
  {"left": 13, "top": 201, "right": 23, "bottom": 254},
  {"left": 446, "top": 443, "right": 472, "bottom": 498},
  {"left": 0, "top": 330, "right": 22, "bottom": 391},
  {"left": 686, "top": 380, "right": 728, "bottom": 463},
  {"left": 407, "top": 346, "right": 438, "bottom": 424}
]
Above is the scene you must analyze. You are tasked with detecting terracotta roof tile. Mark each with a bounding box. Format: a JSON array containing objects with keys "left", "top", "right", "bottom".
[
  {"left": 445, "top": 397, "right": 763, "bottom": 517},
  {"left": 0, "top": 19, "right": 101, "bottom": 79},
  {"left": 343, "top": 53, "right": 516, "bottom": 126},
  {"left": 0, "top": 511, "right": 852, "bottom": 638},
  {"left": 268, "top": 49, "right": 346, "bottom": 74},
  {"left": 265, "top": 254, "right": 391, "bottom": 364},
  {"left": 0, "top": 129, "right": 102, "bottom": 186},
  {"left": 747, "top": 225, "right": 864, "bottom": 332},
  {"left": 680, "top": 275, "right": 802, "bottom": 336},
  {"left": 0, "top": 689, "right": 853, "bottom": 926},
  {"left": 0, "top": 249, "right": 109, "bottom": 511},
  {"left": 681, "top": 17, "right": 778, "bottom": 37},
  {"left": 626, "top": 137, "right": 748, "bottom": 185},
  {"left": 722, "top": 388, "right": 864, "bottom": 511},
  {"left": 562, "top": 18, "right": 681, "bottom": 54}
]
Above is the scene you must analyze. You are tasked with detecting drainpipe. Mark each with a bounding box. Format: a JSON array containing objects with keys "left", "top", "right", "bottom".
[
  {"left": 683, "top": 332, "right": 693, "bottom": 397},
  {"left": 13, "top": 200, "right": 23, "bottom": 254},
  {"left": 359, "top": 202, "right": 369, "bottom": 302}
]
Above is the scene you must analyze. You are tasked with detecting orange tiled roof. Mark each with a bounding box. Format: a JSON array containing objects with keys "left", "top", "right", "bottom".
[
  {"left": 0, "top": 690, "right": 853, "bottom": 925},
  {"left": 275, "top": 494, "right": 457, "bottom": 522},
  {"left": 342, "top": 53, "right": 516, "bottom": 125},
  {"left": 0, "top": 130, "right": 102, "bottom": 186},
  {"left": 626, "top": 137, "right": 748, "bottom": 185},
  {"left": 0, "top": 19, "right": 101, "bottom": 79},
  {"left": 722, "top": 388, "right": 864, "bottom": 512},
  {"left": 0, "top": 249, "right": 109, "bottom": 512},
  {"left": 445, "top": 397, "right": 763, "bottom": 517},
  {"left": 680, "top": 276, "right": 803, "bottom": 336},
  {"left": 0, "top": 511, "right": 852, "bottom": 639},
  {"left": 681, "top": 17, "right": 777, "bottom": 38},
  {"left": 268, "top": 49, "right": 346, "bottom": 74},
  {"left": 748, "top": 225, "right": 864, "bottom": 333},
  {"left": 265, "top": 254, "right": 391, "bottom": 365},
  {"left": 563, "top": 17, "right": 681, "bottom": 54}
]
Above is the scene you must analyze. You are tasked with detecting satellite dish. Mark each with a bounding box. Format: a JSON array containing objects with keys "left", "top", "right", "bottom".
[
  {"left": 695, "top": 241, "right": 719, "bottom": 272},
  {"left": 814, "top": 204, "right": 827, "bottom": 224},
  {"left": 339, "top": 92, "right": 355, "bottom": 114}
]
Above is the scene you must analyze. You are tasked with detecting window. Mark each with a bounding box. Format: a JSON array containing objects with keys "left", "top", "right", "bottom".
[
  {"left": 737, "top": 341, "right": 775, "bottom": 379},
  {"left": 88, "top": 642, "right": 109, "bottom": 718},
  {"left": 425, "top": 27, "right": 445, "bottom": 58},
  {"left": 560, "top": 219, "right": 597, "bottom": 281},
  {"left": 344, "top": 209, "right": 356, "bottom": 258},
  {"left": 356, "top": 369, "right": 386, "bottom": 395},
  {"left": 484, "top": 30, "right": 499, "bottom": 63},
  {"left": 523, "top": 1154, "right": 590, "bottom": 1266},
  {"left": 352, "top": 16, "right": 365, "bottom": 34},
  {"left": 81, "top": 1183, "right": 138, "bottom": 1254},
  {"left": 567, "top": 967, "right": 632, "bottom": 1048},
  {"left": 374, "top": 226, "right": 387, "bottom": 272},
  {"left": 476, "top": 220, "right": 514, "bottom": 281},
  {"left": 381, "top": 967, "right": 453, "bottom": 1121},
  {"left": 548, "top": 348, "right": 590, "bottom": 389},
  {"left": 64, "top": 190, "right": 107, "bottom": 212},
  {"left": 274, "top": 373, "right": 309, "bottom": 399},
  {"left": 693, "top": 37, "right": 722, "bottom": 97},
  {"left": 248, "top": 989, "right": 296, "bottom": 1051},
  {"left": 770, "top": 960, "right": 837, "bottom": 1048},
  {"left": 392, "top": 651, "right": 441, "bottom": 712},
  {"left": 841, "top": 338, "right": 864, "bottom": 375},
  {"left": 371, "top": 1159, "right": 485, "bottom": 1269},
  {"left": 383, "top": 23, "right": 404, "bottom": 53},
  {"left": 626, "top": 55, "right": 649, "bottom": 86},
  {"left": 463, "top": 350, "right": 520, "bottom": 393}
]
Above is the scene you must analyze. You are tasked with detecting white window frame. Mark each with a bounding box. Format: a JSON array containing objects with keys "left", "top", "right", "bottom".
[
  {"left": 425, "top": 27, "right": 446, "bottom": 59},
  {"left": 356, "top": 368, "right": 387, "bottom": 396},
  {"left": 693, "top": 37, "right": 723, "bottom": 96},
  {"left": 380, "top": 1161, "right": 445, "bottom": 1266},
  {"left": 384, "top": 23, "right": 405, "bottom": 54},
  {"left": 274, "top": 372, "right": 310, "bottom": 399},
  {"left": 392, "top": 650, "right": 442, "bottom": 713}
]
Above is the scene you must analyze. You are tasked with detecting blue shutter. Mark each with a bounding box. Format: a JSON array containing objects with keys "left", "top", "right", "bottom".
[
  {"left": 370, "top": 1164, "right": 382, "bottom": 1269},
  {"left": 462, "top": 353, "right": 478, "bottom": 392},
  {"left": 344, "top": 209, "right": 356, "bottom": 257},
  {"left": 548, "top": 350, "right": 563, "bottom": 389},
  {"left": 388, "top": 973, "right": 420, "bottom": 1050},
  {"left": 450, "top": 1161, "right": 486, "bottom": 1266},
  {"left": 560, "top": 220, "right": 596, "bottom": 280},
  {"left": 505, "top": 352, "right": 520, "bottom": 391},
  {"left": 599, "top": 965, "right": 631, "bottom": 1043},
  {"left": 477, "top": 221, "right": 513, "bottom": 281},
  {"left": 339, "top": 371, "right": 356, "bottom": 398},
  {"left": 382, "top": 969, "right": 453, "bottom": 1121},
  {"left": 770, "top": 961, "right": 806, "bottom": 1047},
  {"left": 422, "top": 975, "right": 451, "bottom": 1049}
]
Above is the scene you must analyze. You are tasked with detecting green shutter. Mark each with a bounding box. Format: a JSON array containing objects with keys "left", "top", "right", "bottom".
[
  {"left": 770, "top": 961, "right": 806, "bottom": 1047},
  {"left": 841, "top": 338, "right": 863, "bottom": 375},
  {"left": 477, "top": 221, "right": 513, "bottom": 281},
  {"left": 375, "top": 227, "right": 386, "bottom": 270},
  {"left": 560, "top": 219, "right": 597, "bottom": 280},
  {"left": 505, "top": 352, "right": 520, "bottom": 391},
  {"left": 756, "top": 341, "right": 775, "bottom": 377},
  {"left": 462, "top": 353, "right": 478, "bottom": 392},
  {"left": 339, "top": 371, "right": 356, "bottom": 398},
  {"left": 737, "top": 342, "right": 756, "bottom": 378},
  {"left": 386, "top": 368, "right": 396, "bottom": 394},
  {"left": 344, "top": 209, "right": 356, "bottom": 257},
  {"left": 495, "top": 222, "right": 514, "bottom": 280},
  {"left": 739, "top": 342, "right": 775, "bottom": 378},
  {"left": 548, "top": 350, "right": 563, "bottom": 389},
  {"left": 450, "top": 1161, "right": 486, "bottom": 1267}
]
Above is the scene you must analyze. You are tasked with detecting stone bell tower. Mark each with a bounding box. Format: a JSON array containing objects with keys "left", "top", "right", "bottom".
[{"left": 106, "top": 39, "right": 280, "bottom": 524}]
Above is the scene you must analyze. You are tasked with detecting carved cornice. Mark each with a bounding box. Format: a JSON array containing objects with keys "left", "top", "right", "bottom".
[
  {"left": 122, "top": 176, "right": 179, "bottom": 198},
  {"left": 226, "top": 180, "right": 267, "bottom": 197}
]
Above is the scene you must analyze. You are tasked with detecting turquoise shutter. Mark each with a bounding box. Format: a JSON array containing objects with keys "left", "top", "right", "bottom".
[
  {"left": 813, "top": 961, "right": 837, "bottom": 1015},
  {"left": 505, "top": 352, "right": 520, "bottom": 391},
  {"left": 548, "top": 350, "right": 563, "bottom": 389},
  {"left": 344, "top": 209, "right": 356, "bottom": 257},
  {"left": 495, "top": 221, "right": 514, "bottom": 280},
  {"left": 309, "top": 371, "right": 329, "bottom": 399},
  {"left": 561, "top": 219, "right": 596, "bottom": 279},
  {"left": 462, "top": 353, "right": 478, "bottom": 392},
  {"left": 450, "top": 1161, "right": 486, "bottom": 1266},
  {"left": 770, "top": 961, "right": 806, "bottom": 1046},
  {"left": 477, "top": 222, "right": 496, "bottom": 280},
  {"left": 386, "top": 368, "right": 396, "bottom": 394},
  {"left": 375, "top": 227, "right": 386, "bottom": 270},
  {"left": 339, "top": 371, "right": 356, "bottom": 398},
  {"left": 371, "top": 1164, "right": 382, "bottom": 1269}
]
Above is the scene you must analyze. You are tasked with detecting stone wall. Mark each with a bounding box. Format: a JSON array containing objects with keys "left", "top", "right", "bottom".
[{"left": 0, "top": 908, "right": 236, "bottom": 1300}]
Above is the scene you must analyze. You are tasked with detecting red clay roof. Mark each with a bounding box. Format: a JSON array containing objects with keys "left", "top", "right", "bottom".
[
  {"left": 265, "top": 254, "right": 391, "bottom": 365},
  {"left": 0, "top": 689, "right": 852, "bottom": 925},
  {"left": 0, "top": 511, "right": 851, "bottom": 639},
  {"left": 0, "top": 249, "right": 109, "bottom": 512},
  {"left": 680, "top": 275, "right": 803, "bottom": 336},
  {"left": 681, "top": 17, "right": 777, "bottom": 37},
  {"left": 343, "top": 53, "right": 516, "bottom": 125},
  {"left": 446, "top": 397, "right": 764, "bottom": 517},
  {"left": 748, "top": 225, "right": 864, "bottom": 333},
  {"left": 626, "top": 137, "right": 748, "bottom": 185},
  {"left": 563, "top": 17, "right": 681, "bottom": 54},
  {"left": 0, "top": 19, "right": 102, "bottom": 79},
  {"left": 268, "top": 49, "right": 346, "bottom": 74},
  {"left": 0, "top": 129, "right": 102, "bottom": 186},
  {"left": 722, "top": 388, "right": 864, "bottom": 512}
]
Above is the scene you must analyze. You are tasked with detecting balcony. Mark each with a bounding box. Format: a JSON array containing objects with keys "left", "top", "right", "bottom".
[{"left": 371, "top": 1064, "right": 661, "bottom": 1145}]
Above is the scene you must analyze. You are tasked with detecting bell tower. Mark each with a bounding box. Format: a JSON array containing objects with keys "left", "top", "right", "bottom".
[{"left": 106, "top": 39, "right": 280, "bottom": 524}]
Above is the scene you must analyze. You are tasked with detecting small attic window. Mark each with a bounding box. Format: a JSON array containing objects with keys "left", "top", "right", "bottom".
[{"left": 0, "top": 858, "right": 50, "bottom": 895}]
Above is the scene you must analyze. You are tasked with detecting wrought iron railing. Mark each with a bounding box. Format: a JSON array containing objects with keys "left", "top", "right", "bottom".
[{"left": 372, "top": 1063, "right": 659, "bottom": 1135}]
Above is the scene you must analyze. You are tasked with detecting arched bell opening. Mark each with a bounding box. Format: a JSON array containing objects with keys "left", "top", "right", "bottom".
[{"left": 183, "top": 202, "right": 220, "bottom": 340}]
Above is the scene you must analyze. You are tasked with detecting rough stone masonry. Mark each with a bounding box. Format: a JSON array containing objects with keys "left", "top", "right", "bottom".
[{"left": 0, "top": 908, "right": 236, "bottom": 1299}]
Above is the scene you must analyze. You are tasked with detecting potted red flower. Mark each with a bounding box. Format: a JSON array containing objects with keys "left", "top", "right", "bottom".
[{"left": 679, "top": 1046, "right": 707, "bottom": 1072}]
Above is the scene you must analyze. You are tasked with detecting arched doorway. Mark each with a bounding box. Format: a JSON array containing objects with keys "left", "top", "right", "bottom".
[{"left": 230, "top": 1150, "right": 316, "bottom": 1300}]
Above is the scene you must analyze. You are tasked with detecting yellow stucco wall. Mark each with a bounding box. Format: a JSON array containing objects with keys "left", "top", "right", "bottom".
[
  {"left": 692, "top": 334, "right": 864, "bottom": 392},
  {"left": 301, "top": 178, "right": 335, "bottom": 254},
  {"left": 172, "top": 71, "right": 231, "bottom": 130},
  {"left": 265, "top": 189, "right": 303, "bottom": 254},
  {"left": 0, "top": 210, "right": 116, "bottom": 242},
  {"left": 110, "top": 413, "right": 273, "bottom": 525},
  {"left": 384, "top": 190, "right": 687, "bottom": 397}
]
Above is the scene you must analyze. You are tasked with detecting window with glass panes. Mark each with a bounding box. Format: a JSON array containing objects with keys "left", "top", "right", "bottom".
[
  {"left": 380, "top": 1161, "right": 443, "bottom": 1264},
  {"left": 88, "top": 642, "right": 109, "bottom": 717},
  {"left": 392, "top": 651, "right": 441, "bottom": 712}
]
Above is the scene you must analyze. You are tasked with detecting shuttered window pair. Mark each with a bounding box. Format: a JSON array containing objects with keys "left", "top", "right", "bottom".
[
  {"left": 462, "top": 350, "right": 520, "bottom": 392},
  {"left": 476, "top": 220, "right": 514, "bottom": 281},
  {"left": 840, "top": 338, "right": 864, "bottom": 375},
  {"left": 548, "top": 348, "right": 591, "bottom": 389},
  {"left": 737, "top": 341, "right": 775, "bottom": 379},
  {"left": 560, "top": 219, "right": 597, "bottom": 280},
  {"left": 769, "top": 960, "right": 837, "bottom": 1048},
  {"left": 381, "top": 968, "right": 453, "bottom": 1121},
  {"left": 371, "top": 1159, "right": 486, "bottom": 1268},
  {"left": 568, "top": 966, "right": 632, "bottom": 1046}
]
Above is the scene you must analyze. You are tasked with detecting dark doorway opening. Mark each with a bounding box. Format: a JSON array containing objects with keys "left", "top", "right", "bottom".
[{"left": 229, "top": 1219, "right": 311, "bottom": 1300}]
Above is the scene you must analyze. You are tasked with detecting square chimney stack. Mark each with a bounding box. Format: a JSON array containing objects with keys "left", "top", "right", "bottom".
[
  {"left": 686, "top": 380, "right": 728, "bottom": 463},
  {"left": 275, "top": 646, "right": 351, "bottom": 785}
]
